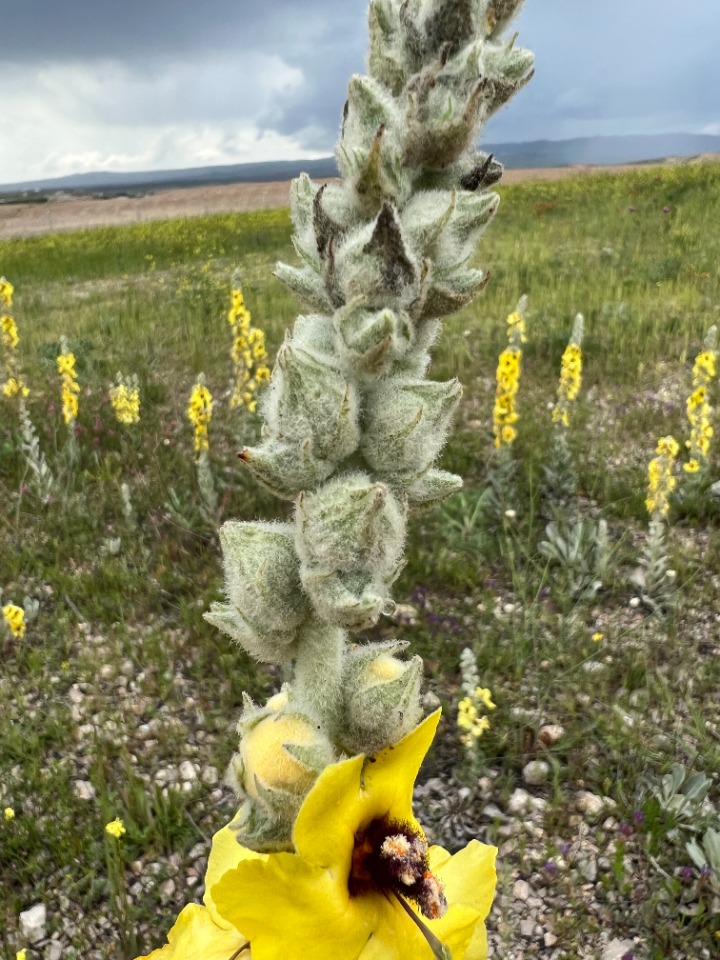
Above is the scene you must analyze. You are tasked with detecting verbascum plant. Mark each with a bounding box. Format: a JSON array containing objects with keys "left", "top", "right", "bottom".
[
  {"left": 110, "top": 372, "right": 141, "bottom": 425},
  {"left": 187, "top": 374, "right": 218, "bottom": 515},
  {"left": 57, "top": 336, "right": 80, "bottom": 429},
  {"left": 1, "top": 276, "right": 54, "bottom": 499},
  {"left": 542, "top": 313, "right": 584, "bottom": 507},
  {"left": 485, "top": 297, "right": 527, "bottom": 520},
  {"left": 227, "top": 282, "right": 271, "bottom": 412},
  {"left": 682, "top": 326, "right": 717, "bottom": 477},
  {"left": 1, "top": 276, "right": 30, "bottom": 400},
  {"left": 634, "top": 435, "right": 679, "bottom": 610},
  {"left": 142, "top": 2, "right": 533, "bottom": 958}
]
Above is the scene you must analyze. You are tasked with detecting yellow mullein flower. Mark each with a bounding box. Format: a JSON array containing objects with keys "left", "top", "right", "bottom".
[
  {"left": 57, "top": 342, "right": 80, "bottom": 426},
  {"left": 683, "top": 327, "right": 717, "bottom": 472},
  {"left": 646, "top": 435, "right": 679, "bottom": 517},
  {"left": 227, "top": 285, "right": 271, "bottom": 413},
  {"left": 143, "top": 714, "right": 497, "bottom": 960},
  {"left": 187, "top": 378, "right": 213, "bottom": 453},
  {"left": 2, "top": 603, "right": 26, "bottom": 638},
  {"left": 16, "top": 950, "right": 27, "bottom": 960},
  {"left": 4, "top": 806, "right": 15, "bottom": 821},
  {"left": 492, "top": 300, "right": 527, "bottom": 448},
  {"left": 105, "top": 818, "right": 126, "bottom": 839},
  {"left": 3, "top": 377, "right": 30, "bottom": 399},
  {"left": 551, "top": 314, "right": 584, "bottom": 428},
  {"left": 1, "top": 315, "right": 19, "bottom": 350},
  {"left": 0, "top": 277, "right": 13, "bottom": 307},
  {"left": 110, "top": 374, "right": 141, "bottom": 425},
  {"left": 474, "top": 688, "right": 496, "bottom": 711}
]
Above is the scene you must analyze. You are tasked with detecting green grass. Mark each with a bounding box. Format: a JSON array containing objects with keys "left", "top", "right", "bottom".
[{"left": 1, "top": 162, "right": 720, "bottom": 958}]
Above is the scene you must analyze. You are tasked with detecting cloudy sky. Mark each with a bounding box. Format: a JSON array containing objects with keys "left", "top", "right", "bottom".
[{"left": 1, "top": 0, "right": 718, "bottom": 185}]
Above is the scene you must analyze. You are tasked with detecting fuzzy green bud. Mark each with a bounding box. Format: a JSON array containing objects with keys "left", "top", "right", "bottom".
[
  {"left": 340, "top": 641, "right": 423, "bottom": 755},
  {"left": 264, "top": 343, "right": 360, "bottom": 463},
  {"left": 361, "top": 376, "right": 462, "bottom": 480},
  {"left": 227, "top": 692, "right": 337, "bottom": 851},
  {"left": 296, "top": 473, "right": 406, "bottom": 629}
]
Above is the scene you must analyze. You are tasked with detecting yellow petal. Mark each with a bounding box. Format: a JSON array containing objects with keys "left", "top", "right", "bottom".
[
  {"left": 211, "top": 853, "right": 373, "bottom": 960},
  {"left": 292, "top": 753, "right": 366, "bottom": 873},
  {"left": 429, "top": 841, "right": 497, "bottom": 918},
  {"left": 134, "top": 903, "right": 247, "bottom": 960},
  {"left": 203, "top": 818, "right": 265, "bottom": 928},
  {"left": 361, "top": 711, "right": 441, "bottom": 825},
  {"left": 357, "top": 894, "right": 431, "bottom": 960},
  {"left": 293, "top": 711, "right": 440, "bottom": 873}
]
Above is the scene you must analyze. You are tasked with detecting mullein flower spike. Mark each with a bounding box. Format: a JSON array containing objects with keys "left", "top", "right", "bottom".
[
  {"left": 143, "top": 0, "right": 533, "bottom": 955},
  {"left": 683, "top": 326, "right": 717, "bottom": 474}
]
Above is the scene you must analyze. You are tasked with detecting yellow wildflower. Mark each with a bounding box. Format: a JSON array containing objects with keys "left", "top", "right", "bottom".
[
  {"left": 475, "top": 688, "right": 496, "bottom": 711},
  {"left": 551, "top": 315, "right": 584, "bottom": 428},
  {"left": 592, "top": 632, "right": 603, "bottom": 643},
  {"left": 110, "top": 375, "right": 141, "bottom": 425},
  {"left": 1, "top": 315, "right": 19, "bottom": 350},
  {"left": 492, "top": 301, "right": 527, "bottom": 448},
  {"left": 187, "top": 379, "right": 213, "bottom": 453},
  {"left": 3, "top": 377, "right": 30, "bottom": 398},
  {"left": 646, "top": 435, "right": 678, "bottom": 517},
  {"left": 227, "top": 286, "right": 271, "bottom": 411},
  {"left": 4, "top": 806, "right": 15, "bottom": 821},
  {"left": 141, "top": 714, "right": 497, "bottom": 960},
  {"left": 105, "top": 818, "right": 126, "bottom": 839},
  {"left": 2, "top": 603, "right": 26, "bottom": 638},
  {"left": 0, "top": 276, "right": 13, "bottom": 307},
  {"left": 57, "top": 345, "right": 80, "bottom": 426},
  {"left": 683, "top": 330, "right": 716, "bottom": 472},
  {"left": 16, "top": 950, "right": 27, "bottom": 960}
]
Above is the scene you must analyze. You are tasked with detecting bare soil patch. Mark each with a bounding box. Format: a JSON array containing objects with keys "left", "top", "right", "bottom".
[{"left": 0, "top": 159, "right": 712, "bottom": 240}]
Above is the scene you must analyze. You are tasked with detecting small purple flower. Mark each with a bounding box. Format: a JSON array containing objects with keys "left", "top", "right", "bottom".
[
  {"left": 679, "top": 866, "right": 695, "bottom": 882},
  {"left": 632, "top": 809, "right": 645, "bottom": 827},
  {"left": 559, "top": 842, "right": 570, "bottom": 857},
  {"left": 663, "top": 206, "right": 670, "bottom": 213},
  {"left": 539, "top": 586, "right": 551, "bottom": 599},
  {"left": 543, "top": 861, "right": 558, "bottom": 875},
  {"left": 621, "top": 953, "right": 634, "bottom": 960},
  {"left": 700, "top": 864, "right": 712, "bottom": 880},
  {"left": 618, "top": 822, "right": 633, "bottom": 838}
]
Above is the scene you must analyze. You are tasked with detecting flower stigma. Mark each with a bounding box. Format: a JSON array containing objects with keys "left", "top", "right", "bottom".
[{"left": 349, "top": 815, "right": 448, "bottom": 921}]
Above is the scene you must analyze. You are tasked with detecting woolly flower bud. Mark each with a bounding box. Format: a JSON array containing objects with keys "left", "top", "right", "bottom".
[
  {"left": 220, "top": 521, "right": 308, "bottom": 634},
  {"left": 264, "top": 342, "right": 360, "bottom": 463},
  {"left": 296, "top": 473, "right": 406, "bottom": 629},
  {"left": 340, "top": 641, "right": 423, "bottom": 755},
  {"left": 361, "top": 376, "right": 462, "bottom": 480},
  {"left": 227, "top": 693, "right": 336, "bottom": 851}
]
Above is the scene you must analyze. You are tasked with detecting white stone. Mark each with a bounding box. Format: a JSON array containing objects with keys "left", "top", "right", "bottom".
[
  {"left": 538, "top": 724, "right": 565, "bottom": 746},
  {"left": 507, "top": 788, "right": 531, "bottom": 814},
  {"left": 519, "top": 917, "right": 536, "bottom": 938},
  {"left": 73, "top": 780, "right": 96, "bottom": 801},
  {"left": 512, "top": 879, "right": 531, "bottom": 901},
  {"left": 578, "top": 854, "right": 598, "bottom": 882},
  {"left": 522, "top": 760, "right": 550, "bottom": 785},
  {"left": 201, "top": 765, "right": 219, "bottom": 786},
  {"left": 45, "top": 941, "right": 63, "bottom": 960},
  {"left": 20, "top": 902, "right": 47, "bottom": 944},
  {"left": 544, "top": 932, "right": 558, "bottom": 948},
  {"left": 159, "top": 878, "right": 176, "bottom": 902},
  {"left": 179, "top": 760, "right": 198, "bottom": 782},
  {"left": 576, "top": 790, "right": 605, "bottom": 819},
  {"left": 602, "top": 939, "right": 635, "bottom": 960}
]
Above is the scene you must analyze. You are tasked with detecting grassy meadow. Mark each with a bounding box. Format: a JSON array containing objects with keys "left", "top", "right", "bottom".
[{"left": 1, "top": 161, "right": 720, "bottom": 959}]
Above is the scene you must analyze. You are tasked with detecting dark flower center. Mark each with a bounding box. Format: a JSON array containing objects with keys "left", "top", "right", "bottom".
[{"left": 349, "top": 816, "right": 447, "bottom": 920}]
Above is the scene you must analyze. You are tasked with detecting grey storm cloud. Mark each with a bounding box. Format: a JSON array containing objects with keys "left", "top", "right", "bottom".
[{"left": 1, "top": 0, "right": 719, "bottom": 182}]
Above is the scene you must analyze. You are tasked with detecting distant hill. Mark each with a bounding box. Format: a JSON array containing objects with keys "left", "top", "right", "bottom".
[{"left": 2, "top": 133, "right": 719, "bottom": 197}]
